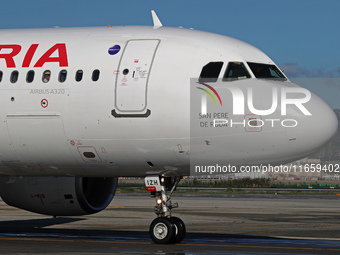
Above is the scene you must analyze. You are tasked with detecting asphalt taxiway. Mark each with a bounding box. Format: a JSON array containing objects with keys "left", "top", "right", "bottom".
[{"left": 1, "top": 192, "right": 340, "bottom": 254}]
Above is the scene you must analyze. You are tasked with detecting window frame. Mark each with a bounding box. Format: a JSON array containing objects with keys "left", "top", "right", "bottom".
[
  {"left": 75, "top": 70, "right": 83, "bottom": 82},
  {"left": 223, "top": 62, "right": 251, "bottom": 82},
  {"left": 26, "top": 70, "right": 35, "bottom": 83},
  {"left": 10, "top": 70, "right": 19, "bottom": 83},
  {"left": 247, "top": 62, "right": 286, "bottom": 80},
  {"left": 199, "top": 62, "right": 224, "bottom": 83},
  {"left": 58, "top": 69, "right": 67, "bottom": 83},
  {"left": 92, "top": 69, "right": 100, "bottom": 82},
  {"left": 42, "top": 70, "right": 51, "bottom": 83}
]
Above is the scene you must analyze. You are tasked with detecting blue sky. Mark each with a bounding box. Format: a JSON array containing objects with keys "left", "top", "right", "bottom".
[{"left": 0, "top": 0, "right": 340, "bottom": 107}]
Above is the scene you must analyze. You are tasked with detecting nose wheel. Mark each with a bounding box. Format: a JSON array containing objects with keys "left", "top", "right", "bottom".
[
  {"left": 170, "top": 216, "right": 186, "bottom": 243},
  {"left": 150, "top": 217, "right": 175, "bottom": 244},
  {"left": 149, "top": 216, "right": 186, "bottom": 244},
  {"left": 145, "top": 176, "right": 186, "bottom": 244}
]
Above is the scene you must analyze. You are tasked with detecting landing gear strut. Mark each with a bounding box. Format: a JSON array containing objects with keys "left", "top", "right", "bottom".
[{"left": 145, "top": 175, "right": 186, "bottom": 244}]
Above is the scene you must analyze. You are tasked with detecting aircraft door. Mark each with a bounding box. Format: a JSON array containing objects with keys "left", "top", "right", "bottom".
[{"left": 112, "top": 39, "right": 160, "bottom": 117}]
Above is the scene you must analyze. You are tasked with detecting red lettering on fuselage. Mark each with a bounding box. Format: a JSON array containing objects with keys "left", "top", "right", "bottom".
[
  {"left": 34, "top": 43, "right": 68, "bottom": 67},
  {"left": 22, "top": 44, "right": 39, "bottom": 68},
  {"left": 0, "top": 45, "right": 22, "bottom": 68},
  {"left": 0, "top": 43, "right": 68, "bottom": 68}
]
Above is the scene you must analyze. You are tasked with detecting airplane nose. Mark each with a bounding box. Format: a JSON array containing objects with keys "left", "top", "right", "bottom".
[{"left": 285, "top": 91, "right": 338, "bottom": 158}]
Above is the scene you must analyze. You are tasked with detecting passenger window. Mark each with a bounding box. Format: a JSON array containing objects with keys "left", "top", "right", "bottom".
[
  {"left": 0, "top": 71, "right": 3, "bottom": 82},
  {"left": 199, "top": 62, "right": 223, "bottom": 83},
  {"left": 92, "top": 69, "right": 100, "bottom": 81},
  {"left": 26, "top": 70, "right": 35, "bottom": 83},
  {"left": 75, "top": 70, "right": 83, "bottom": 82},
  {"left": 59, "top": 70, "right": 67, "bottom": 83},
  {"left": 223, "top": 62, "right": 251, "bottom": 81},
  {"left": 10, "top": 71, "right": 19, "bottom": 83},
  {"left": 42, "top": 70, "right": 51, "bottom": 83}
]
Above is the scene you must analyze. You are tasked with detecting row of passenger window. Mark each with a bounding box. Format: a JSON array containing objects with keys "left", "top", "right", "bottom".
[
  {"left": 199, "top": 61, "right": 286, "bottom": 83},
  {"left": 0, "top": 69, "right": 100, "bottom": 84}
]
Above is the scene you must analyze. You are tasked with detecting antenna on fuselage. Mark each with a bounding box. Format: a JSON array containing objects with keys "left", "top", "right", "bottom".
[{"left": 151, "top": 10, "right": 163, "bottom": 29}]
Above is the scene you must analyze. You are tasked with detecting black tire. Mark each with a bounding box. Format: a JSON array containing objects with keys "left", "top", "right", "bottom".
[
  {"left": 170, "top": 216, "right": 186, "bottom": 243},
  {"left": 149, "top": 217, "right": 176, "bottom": 244}
]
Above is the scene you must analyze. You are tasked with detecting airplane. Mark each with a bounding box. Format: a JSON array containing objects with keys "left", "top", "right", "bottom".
[{"left": 0, "top": 10, "right": 337, "bottom": 244}]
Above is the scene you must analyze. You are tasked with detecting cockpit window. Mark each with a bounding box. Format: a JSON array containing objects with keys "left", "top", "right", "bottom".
[
  {"left": 247, "top": 62, "right": 286, "bottom": 79},
  {"left": 223, "top": 62, "right": 251, "bottom": 81},
  {"left": 199, "top": 62, "right": 223, "bottom": 83}
]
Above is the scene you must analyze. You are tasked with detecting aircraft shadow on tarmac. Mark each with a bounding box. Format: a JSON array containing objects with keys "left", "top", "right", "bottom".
[
  {"left": 2, "top": 217, "right": 340, "bottom": 255},
  {"left": 0, "top": 217, "right": 290, "bottom": 242},
  {"left": 0, "top": 217, "right": 86, "bottom": 232}
]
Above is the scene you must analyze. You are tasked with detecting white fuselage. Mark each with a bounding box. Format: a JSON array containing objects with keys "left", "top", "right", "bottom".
[{"left": 0, "top": 26, "right": 337, "bottom": 177}]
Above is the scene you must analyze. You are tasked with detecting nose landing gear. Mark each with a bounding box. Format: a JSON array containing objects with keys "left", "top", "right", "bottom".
[{"left": 145, "top": 175, "right": 186, "bottom": 244}]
